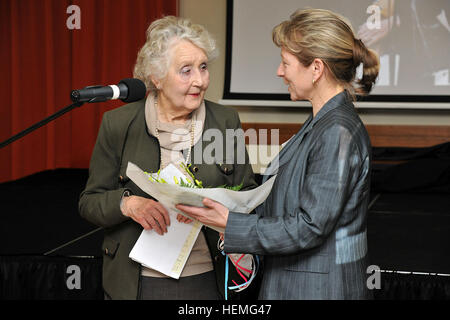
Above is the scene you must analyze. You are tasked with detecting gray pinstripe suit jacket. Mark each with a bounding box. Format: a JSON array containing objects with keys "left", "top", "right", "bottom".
[{"left": 224, "top": 91, "right": 373, "bottom": 299}]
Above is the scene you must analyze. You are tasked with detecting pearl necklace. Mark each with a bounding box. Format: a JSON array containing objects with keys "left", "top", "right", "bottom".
[{"left": 154, "top": 98, "right": 195, "bottom": 169}]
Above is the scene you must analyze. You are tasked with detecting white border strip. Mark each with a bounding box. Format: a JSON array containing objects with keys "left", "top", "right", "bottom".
[
  {"left": 219, "top": 99, "right": 450, "bottom": 110},
  {"left": 378, "top": 269, "right": 450, "bottom": 277}
]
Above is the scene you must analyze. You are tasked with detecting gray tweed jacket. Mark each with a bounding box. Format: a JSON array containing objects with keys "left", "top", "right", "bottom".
[{"left": 224, "top": 91, "right": 373, "bottom": 300}]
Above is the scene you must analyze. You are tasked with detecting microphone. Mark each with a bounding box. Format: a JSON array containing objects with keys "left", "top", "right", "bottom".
[{"left": 70, "top": 78, "right": 146, "bottom": 103}]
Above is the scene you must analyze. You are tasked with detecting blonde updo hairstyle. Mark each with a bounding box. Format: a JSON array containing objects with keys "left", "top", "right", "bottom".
[
  {"left": 272, "top": 8, "right": 380, "bottom": 98},
  {"left": 134, "top": 16, "right": 218, "bottom": 94}
]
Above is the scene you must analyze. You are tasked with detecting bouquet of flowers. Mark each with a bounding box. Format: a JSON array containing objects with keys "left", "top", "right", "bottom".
[{"left": 127, "top": 161, "right": 275, "bottom": 298}]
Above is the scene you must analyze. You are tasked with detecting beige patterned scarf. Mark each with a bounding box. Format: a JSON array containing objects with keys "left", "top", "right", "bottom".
[{"left": 145, "top": 94, "right": 205, "bottom": 169}]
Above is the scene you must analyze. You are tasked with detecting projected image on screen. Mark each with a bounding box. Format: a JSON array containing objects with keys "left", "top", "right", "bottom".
[{"left": 225, "top": 0, "right": 450, "bottom": 103}]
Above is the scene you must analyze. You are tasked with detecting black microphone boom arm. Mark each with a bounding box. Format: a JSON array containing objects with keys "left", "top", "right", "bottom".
[
  {"left": 1, "top": 78, "right": 146, "bottom": 149},
  {"left": 0, "top": 101, "right": 84, "bottom": 149}
]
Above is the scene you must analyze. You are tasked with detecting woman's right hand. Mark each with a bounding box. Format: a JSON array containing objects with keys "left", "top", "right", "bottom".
[{"left": 120, "top": 195, "right": 170, "bottom": 235}]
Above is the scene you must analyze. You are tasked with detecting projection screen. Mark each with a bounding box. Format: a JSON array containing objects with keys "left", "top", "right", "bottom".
[{"left": 221, "top": 0, "right": 450, "bottom": 109}]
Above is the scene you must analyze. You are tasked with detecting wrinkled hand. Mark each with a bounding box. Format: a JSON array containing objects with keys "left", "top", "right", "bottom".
[
  {"left": 121, "top": 195, "right": 170, "bottom": 235},
  {"left": 176, "top": 198, "right": 229, "bottom": 229}
]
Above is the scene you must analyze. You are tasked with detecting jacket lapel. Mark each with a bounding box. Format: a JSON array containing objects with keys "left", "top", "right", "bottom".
[
  {"left": 262, "top": 91, "right": 351, "bottom": 182},
  {"left": 262, "top": 115, "right": 313, "bottom": 181}
]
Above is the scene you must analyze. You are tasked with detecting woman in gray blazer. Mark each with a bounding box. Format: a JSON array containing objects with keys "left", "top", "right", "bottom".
[{"left": 177, "top": 8, "right": 380, "bottom": 299}]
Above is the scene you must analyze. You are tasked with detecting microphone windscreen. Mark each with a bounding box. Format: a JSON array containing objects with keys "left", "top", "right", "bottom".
[{"left": 119, "top": 78, "right": 147, "bottom": 102}]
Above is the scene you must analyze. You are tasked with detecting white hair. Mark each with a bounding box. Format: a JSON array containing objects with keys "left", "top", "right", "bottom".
[{"left": 133, "top": 16, "right": 218, "bottom": 93}]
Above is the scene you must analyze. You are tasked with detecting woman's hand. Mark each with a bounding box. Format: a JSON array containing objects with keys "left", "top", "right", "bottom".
[
  {"left": 176, "top": 198, "right": 229, "bottom": 229},
  {"left": 121, "top": 195, "right": 170, "bottom": 235},
  {"left": 176, "top": 214, "right": 193, "bottom": 224}
]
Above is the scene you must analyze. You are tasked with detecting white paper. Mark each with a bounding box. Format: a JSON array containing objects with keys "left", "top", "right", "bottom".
[
  {"left": 127, "top": 163, "right": 203, "bottom": 279},
  {"left": 129, "top": 214, "right": 202, "bottom": 279}
]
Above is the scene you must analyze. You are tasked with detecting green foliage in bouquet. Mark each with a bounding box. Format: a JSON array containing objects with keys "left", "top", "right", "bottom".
[{"left": 145, "top": 162, "right": 243, "bottom": 191}]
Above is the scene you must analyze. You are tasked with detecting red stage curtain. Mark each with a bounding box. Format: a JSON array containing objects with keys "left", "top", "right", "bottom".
[{"left": 0, "top": 0, "right": 177, "bottom": 183}]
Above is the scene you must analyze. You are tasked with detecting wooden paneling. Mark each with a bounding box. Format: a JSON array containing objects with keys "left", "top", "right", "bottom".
[
  {"left": 241, "top": 123, "right": 301, "bottom": 145},
  {"left": 241, "top": 123, "right": 450, "bottom": 148},
  {"left": 365, "top": 125, "right": 450, "bottom": 148}
]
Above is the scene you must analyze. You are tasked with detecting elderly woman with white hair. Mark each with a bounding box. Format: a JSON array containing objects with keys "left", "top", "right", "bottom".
[{"left": 79, "top": 16, "right": 256, "bottom": 300}]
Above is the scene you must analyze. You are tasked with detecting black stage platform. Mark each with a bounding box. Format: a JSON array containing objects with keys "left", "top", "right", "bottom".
[{"left": 1, "top": 143, "right": 449, "bottom": 299}]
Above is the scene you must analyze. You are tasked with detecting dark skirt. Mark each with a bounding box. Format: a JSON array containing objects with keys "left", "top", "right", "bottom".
[{"left": 138, "top": 271, "right": 220, "bottom": 300}]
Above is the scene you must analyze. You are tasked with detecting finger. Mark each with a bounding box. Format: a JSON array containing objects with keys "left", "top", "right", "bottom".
[
  {"left": 146, "top": 216, "right": 163, "bottom": 235},
  {"left": 181, "top": 216, "right": 193, "bottom": 223},
  {"left": 177, "top": 205, "right": 213, "bottom": 226},
  {"left": 137, "top": 216, "right": 152, "bottom": 230},
  {"left": 154, "top": 202, "right": 170, "bottom": 226},
  {"left": 151, "top": 211, "right": 168, "bottom": 233},
  {"left": 177, "top": 214, "right": 193, "bottom": 224},
  {"left": 203, "top": 198, "right": 227, "bottom": 215},
  {"left": 128, "top": 207, "right": 149, "bottom": 230},
  {"left": 176, "top": 204, "right": 203, "bottom": 218},
  {"left": 202, "top": 198, "right": 218, "bottom": 209}
]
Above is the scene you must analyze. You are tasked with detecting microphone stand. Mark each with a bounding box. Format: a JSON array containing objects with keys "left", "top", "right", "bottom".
[
  {"left": 0, "top": 99, "right": 109, "bottom": 258},
  {"left": 0, "top": 101, "right": 84, "bottom": 149},
  {"left": 0, "top": 100, "right": 103, "bottom": 256}
]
